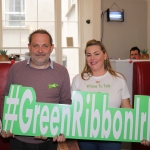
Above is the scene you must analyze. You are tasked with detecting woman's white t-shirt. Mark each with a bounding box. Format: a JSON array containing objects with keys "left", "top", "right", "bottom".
[{"left": 71, "top": 71, "right": 130, "bottom": 108}]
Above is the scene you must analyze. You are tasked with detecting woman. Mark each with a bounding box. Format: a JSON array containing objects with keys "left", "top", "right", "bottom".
[{"left": 71, "top": 39, "right": 149, "bottom": 150}]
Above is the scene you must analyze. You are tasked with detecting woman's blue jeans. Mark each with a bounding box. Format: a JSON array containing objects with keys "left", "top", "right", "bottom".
[{"left": 78, "top": 140, "right": 121, "bottom": 150}]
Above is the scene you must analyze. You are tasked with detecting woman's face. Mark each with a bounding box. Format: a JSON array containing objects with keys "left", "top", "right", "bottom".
[{"left": 85, "top": 45, "right": 107, "bottom": 73}]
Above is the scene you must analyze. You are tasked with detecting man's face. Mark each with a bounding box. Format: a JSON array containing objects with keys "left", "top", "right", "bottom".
[
  {"left": 130, "top": 50, "right": 140, "bottom": 59},
  {"left": 28, "top": 33, "right": 54, "bottom": 69}
]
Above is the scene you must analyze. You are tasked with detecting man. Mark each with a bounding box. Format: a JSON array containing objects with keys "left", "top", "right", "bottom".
[
  {"left": 130, "top": 46, "right": 141, "bottom": 59},
  {"left": 1, "top": 29, "right": 71, "bottom": 150}
]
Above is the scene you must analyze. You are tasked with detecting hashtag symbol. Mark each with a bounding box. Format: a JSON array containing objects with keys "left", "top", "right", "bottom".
[{"left": 4, "top": 85, "right": 20, "bottom": 132}]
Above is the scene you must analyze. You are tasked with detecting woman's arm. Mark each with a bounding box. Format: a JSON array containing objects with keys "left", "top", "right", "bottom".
[{"left": 120, "top": 98, "right": 132, "bottom": 108}]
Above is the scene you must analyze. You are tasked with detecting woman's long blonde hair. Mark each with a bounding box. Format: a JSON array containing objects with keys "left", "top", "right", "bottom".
[{"left": 81, "top": 39, "right": 123, "bottom": 80}]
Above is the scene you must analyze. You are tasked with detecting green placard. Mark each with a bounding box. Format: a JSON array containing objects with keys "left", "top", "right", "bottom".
[{"left": 2, "top": 84, "right": 150, "bottom": 142}]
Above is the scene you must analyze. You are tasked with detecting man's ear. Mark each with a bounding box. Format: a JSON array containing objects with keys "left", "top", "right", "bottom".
[
  {"left": 28, "top": 44, "right": 31, "bottom": 51},
  {"left": 50, "top": 44, "right": 54, "bottom": 53}
]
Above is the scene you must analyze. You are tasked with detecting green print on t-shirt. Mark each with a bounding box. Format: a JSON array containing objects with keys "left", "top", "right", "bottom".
[
  {"left": 103, "top": 84, "right": 110, "bottom": 88},
  {"left": 87, "top": 84, "right": 111, "bottom": 88}
]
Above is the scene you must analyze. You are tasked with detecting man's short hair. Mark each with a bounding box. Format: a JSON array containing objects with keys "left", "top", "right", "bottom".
[
  {"left": 28, "top": 29, "right": 53, "bottom": 45},
  {"left": 130, "top": 47, "right": 140, "bottom": 55}
]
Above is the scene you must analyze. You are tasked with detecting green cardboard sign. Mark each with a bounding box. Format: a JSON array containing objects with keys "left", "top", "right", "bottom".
[{"left": 2, "top": 84, "right": 150, "bottom": 142}]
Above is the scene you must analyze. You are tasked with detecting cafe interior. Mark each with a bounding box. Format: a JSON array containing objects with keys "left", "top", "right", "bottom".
[{"left": 0, "top": 0, "right": 150, "bottom": 150}]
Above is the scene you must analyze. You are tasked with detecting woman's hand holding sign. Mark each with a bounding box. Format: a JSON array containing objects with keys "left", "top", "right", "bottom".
[{"left": 141, "top": 140, "right": 150, "bottom": 146}]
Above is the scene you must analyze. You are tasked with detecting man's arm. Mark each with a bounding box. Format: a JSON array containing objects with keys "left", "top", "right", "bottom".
[{"left": 59, "top": 67, "right": 71, "bottom": 105}]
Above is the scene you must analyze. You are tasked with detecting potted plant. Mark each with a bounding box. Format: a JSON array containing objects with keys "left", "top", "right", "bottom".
[
  {"left": 0, "top": 49, "right": 9, "bottom": 61},
  {"left": 140, "top": 49, "right": 149, "bottom": 59}
]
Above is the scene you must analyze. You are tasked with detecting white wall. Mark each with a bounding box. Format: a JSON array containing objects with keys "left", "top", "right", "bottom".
[
  {"left": 101, "top": 0, "right": 147, "bottom": 59},
  {"left": 78, "top": 0, "right": 101, "bottom": 71}
]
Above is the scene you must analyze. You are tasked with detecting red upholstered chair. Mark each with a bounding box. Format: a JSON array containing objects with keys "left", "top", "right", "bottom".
[
  {"left": 0, "top": 62, "right": 13, "bottom": 150},
  {"left": 0, "top": 62, "right": 79, "bottom": 150},
  {"left": 132, "top": 61, "right": 150, "bottom": 150}
]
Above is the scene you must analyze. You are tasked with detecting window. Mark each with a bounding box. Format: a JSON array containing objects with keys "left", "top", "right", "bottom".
[
  {"left": 4, "top": 0, "right": 25, "bottom": 27},
  {"left": 1, "top": 0, "right": 79, "bottom": 82},
  {"left": 2, "top": 0, "right": 55, "bottom": 52},
  {"left": 71, "top": 0, "right": 75, "bottom": 5}
]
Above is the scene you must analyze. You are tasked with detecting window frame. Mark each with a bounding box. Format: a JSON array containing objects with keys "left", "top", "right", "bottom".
[{"left": 4, "top": 0, "right": 25, "bottom": 27}]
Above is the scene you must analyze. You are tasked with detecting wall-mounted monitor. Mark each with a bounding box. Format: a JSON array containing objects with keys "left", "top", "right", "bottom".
[{"left": 107, "top": 9, "right": 124, "bottom": 22}]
